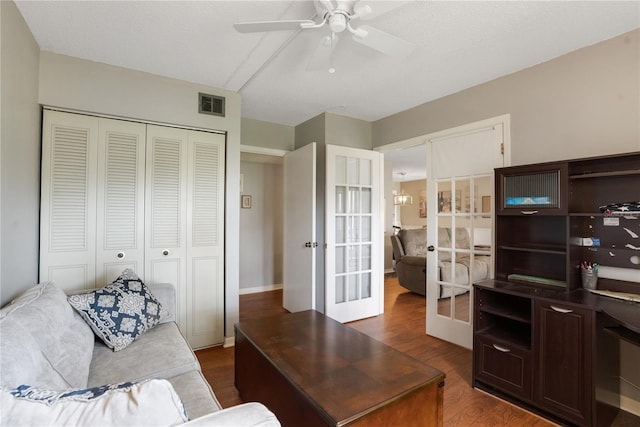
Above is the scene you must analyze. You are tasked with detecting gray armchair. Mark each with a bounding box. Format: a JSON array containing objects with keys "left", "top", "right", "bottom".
[{"left": 390, "top": 229, "right": 427, "bottom": 296}]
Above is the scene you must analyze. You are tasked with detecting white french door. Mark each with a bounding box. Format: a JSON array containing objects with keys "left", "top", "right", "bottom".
[
  {"left": 426, "top": 118, "right": 507, "bottom": 349},
  {"left": 283, "top": 143, "right": 317, "bottom": 312},
  {"left": 325, "top": 144, "right": 384, "bottom": 323}
]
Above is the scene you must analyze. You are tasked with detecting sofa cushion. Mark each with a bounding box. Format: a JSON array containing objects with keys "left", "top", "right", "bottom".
[
  {"left": 68, "top": 269, "right": 164, "bottom": 351},
  {"left": 399, "top": 228, "right": 427, "bottom": 256},
  {"left": 181, "top": 403, "right": 281, "bottom": 427},
  {"left": 0, "top": 379, "right": 187, "bottom": 427},
  {"left": 0, "top": 282, "right": 94, "bottom": 389},
  {"left": 88, "top": 322, "right": 201, "bottom": 386}
]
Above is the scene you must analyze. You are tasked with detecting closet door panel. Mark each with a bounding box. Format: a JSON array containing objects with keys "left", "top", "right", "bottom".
[
  {"left": 40, "top": 111, "right": 98, "bottom": 292},
  {"left": 96, "top": 118, "right": 146, "bottom": 285},
  {"left": 186, "top": 131, "right": 226, "bottom": 348},
  {"left": 145, "top": 125, "right": 188, "bottom": 331}
]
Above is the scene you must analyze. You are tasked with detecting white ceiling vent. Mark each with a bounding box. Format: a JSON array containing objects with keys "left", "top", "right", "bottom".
[{"left": 199, "top": 93, "right": 225, "bottom": 117}]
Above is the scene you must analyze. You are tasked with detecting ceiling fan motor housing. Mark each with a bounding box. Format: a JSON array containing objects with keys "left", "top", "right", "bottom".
[{"left": 315, "top": 0, "right": 357, "bottom": 33}]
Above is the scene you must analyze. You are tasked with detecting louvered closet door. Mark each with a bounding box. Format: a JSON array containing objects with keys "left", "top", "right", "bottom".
[
  {"left": 40, "top": 111, "right": 99, "bottom": 292},
  {"left": 145, "top": 125, "right": 189, "bottom": 331},
  {"left": 186, "top": 130, "right": 225, "bottom": 348},
  {"left": 95, "top": 118, "right": 146, "bottom": 286}
]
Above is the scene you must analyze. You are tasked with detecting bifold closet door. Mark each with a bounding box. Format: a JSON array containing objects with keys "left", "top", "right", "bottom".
[
  {"left": 145, "top": 125, "right": 226, "bottom": 347},
  {"left": 40, "top": 111, "right": 99, "bottom": 292},
  {"left": 95, "top": 118, "right": 146, "bottom": 286}
]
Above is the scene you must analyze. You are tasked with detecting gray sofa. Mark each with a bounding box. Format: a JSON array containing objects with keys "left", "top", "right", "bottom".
[{"left": 0, "top": 280, "right": 279, "bottom": 426}]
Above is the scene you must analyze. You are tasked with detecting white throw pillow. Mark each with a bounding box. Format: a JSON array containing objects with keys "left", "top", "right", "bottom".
[{"left": 1, "top": 379, "right": 188, "bottom": 427}]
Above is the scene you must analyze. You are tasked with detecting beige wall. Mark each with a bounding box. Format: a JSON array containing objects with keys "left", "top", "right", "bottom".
[
  {"left": 373, "top": 29, "right": 640, "bottom": 165},
  {"left": 325, "top": 113, "right": 372, "bottom": 149},
  {"left": 0, "top": 1, "right": 41, "bottom": 305},
  {"left": 295, "top": 113, "right": 326, "bottom": 148},
  {"left": 38, "top": 51, "right": 243, "bottom": 340},
  {"left": 241, "top": 118, "right": 294, "bottom": 151},
  {"left": 399, "top": 180, "right": 427, "bottom": 228}
]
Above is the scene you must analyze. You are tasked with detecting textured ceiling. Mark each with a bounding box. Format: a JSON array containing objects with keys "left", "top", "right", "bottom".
[{"left": 16, "top": 0, "right": 640, "bottom": 129}]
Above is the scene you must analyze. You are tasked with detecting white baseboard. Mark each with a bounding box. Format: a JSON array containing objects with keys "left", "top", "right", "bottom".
[
  {"left": 384, "top": 268, "right": 395, "bottom": 274},
  {"left": 239, "top": 283, "right": 283, "bottom": 295},
  {"left": 223, "top": 336, "right": 235, "bottom": 348}
]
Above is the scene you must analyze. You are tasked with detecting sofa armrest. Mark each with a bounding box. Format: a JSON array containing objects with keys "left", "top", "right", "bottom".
[
  {"left": 147, "top": 283, "right": 177, "bottom": 324},
  {"left": 400, "top": 255, "right": 427, "bottom": 267},
  {"left": 179, "top": 403, "right": 280, "bottom": 427}
]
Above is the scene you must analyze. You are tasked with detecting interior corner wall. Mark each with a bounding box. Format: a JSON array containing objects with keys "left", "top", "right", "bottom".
[
  {"left": 0, "top": 0, "right": 41, "bottom": 306},
  {"left": 372, "top": 29, "right": 640, "bottom": 165},
  {"left": 37, "top": 51, "right": 243, "bottom": 340},
  {"left": 325, "top": 113, "right": 372, "bottom": 149},
  {"left": 239, "top": 161, "right": 283, "bottom": 291},
  {"left": 241, "top": 118, "right": 295, "bottom": 151}
]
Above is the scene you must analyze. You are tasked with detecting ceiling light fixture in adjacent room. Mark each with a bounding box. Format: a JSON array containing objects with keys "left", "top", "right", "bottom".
[{"left": 394, "top": 172, "right": 413, "bottom": 206}]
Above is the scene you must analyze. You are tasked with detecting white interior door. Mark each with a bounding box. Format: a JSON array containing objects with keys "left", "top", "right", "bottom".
[
  {"left": 426, "top": 119, "right": 507, "bottom": 349},
  {"left": 283, "top": 143, "right": 317, "bottom": 312},
  {"left": 325, "top": 144, "right": 384, "bottom": 323}
]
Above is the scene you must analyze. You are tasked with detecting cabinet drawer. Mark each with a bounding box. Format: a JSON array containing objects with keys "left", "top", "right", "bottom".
[{"left": 474, "top": 334, "right": 532, "bottom": 400}]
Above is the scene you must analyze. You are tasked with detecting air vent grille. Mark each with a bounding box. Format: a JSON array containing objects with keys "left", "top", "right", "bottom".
[{"left": 199, "top": 93, "right": 225, "bottom": 117}]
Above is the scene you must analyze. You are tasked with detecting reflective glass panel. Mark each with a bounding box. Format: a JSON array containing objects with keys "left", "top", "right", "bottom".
[{"left": 335, "top": 276, "right": 345, "bottom": 304}]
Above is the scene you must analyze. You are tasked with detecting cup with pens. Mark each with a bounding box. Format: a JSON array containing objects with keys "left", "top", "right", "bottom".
[{"left": 580, "top": 261, "right": 598, "bottom": 290}]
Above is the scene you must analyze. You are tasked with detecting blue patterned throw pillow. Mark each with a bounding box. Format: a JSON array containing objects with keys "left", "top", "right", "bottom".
[{"left": 68, "top": 269, "right": 164, "bottom": 351}]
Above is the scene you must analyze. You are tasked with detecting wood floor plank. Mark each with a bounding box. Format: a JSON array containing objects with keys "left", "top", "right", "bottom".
[{"left": 196, "top": 276, "right": 556, "bottom": 426}]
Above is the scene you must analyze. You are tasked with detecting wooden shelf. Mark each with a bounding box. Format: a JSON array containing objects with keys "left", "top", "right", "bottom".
[
  {"left": 569, "top": 169, "right": 640, "bottom": 179},
  {"left": 479, "top": 305, "right": 531, "bottom": 324},
  {"left": 499, "top": 244, "right": 566, "bottom": 255}
]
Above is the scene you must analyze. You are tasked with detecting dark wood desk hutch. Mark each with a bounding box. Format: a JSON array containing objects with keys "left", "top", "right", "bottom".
[{"left": 473, "top": 152, "right": 640, "bottom": 426}]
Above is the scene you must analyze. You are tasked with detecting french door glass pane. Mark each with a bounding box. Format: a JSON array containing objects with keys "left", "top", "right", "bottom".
[
  {"left": 336, "top": 217, "right": 345, "bottom": 243},
  {"left": 360, "top": 159, "right": 371, "bottom": 185},
  {"left": 361, "top": 188, "right": 371, "bottom": 213},
  {"left": 361, "top": 273, "right": 371, "bottom": 298},
  {"left": 348, "top": 158, "right": 359, "bottom": 184},
  {"left": 348, "top": 245, "right": 360, "bottom": 271},
  {"left": 348, "top": 274, "right": 358, "bottom": 301},
  {"left": 336, "top": 276, "right": 345, "bottom": 303},
  {"left": 361, "top": 217, "right": 371, "bottom": 242},
  {"left": 336, "top": 186, "right": 347, "bottom": 213},
  {"left": 362, "top": 244, "right": 371, "bottom": 270},
  {"left": 349, "top": 187, "right": 360, "bottom": 213},
  {"left": 336, "top": 246, "right": 345, "bottom": 273},
  {"left": 336, "top": 156, "right": 347, "bottom": 184}
]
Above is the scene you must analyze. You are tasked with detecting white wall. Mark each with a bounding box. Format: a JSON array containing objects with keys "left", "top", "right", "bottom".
[
  {"left": 37, "top": 51, "right": 242, "bottom": 341},
  {"left": 373, "top": 30, "right": 640, "bottom": 164},
  {"left": 0, "top": 1, "right": 41, "bottom": 305},
  {"left": 239, "top": 161, "right": 283, "bottom": 292}
]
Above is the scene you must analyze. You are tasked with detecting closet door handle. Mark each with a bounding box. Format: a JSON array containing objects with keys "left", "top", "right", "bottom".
[
  {"left": 550, "top": 305, "right": 573, "bottom": 314},
  {"left": 520, "top": 210, "right": 539, "bottom": 215},
  {"left": 162, "top": 249, "right": 170, "bottom": 256},
  {"left": 492, "top": 344, "right": 511, "bottom": 353},
  {"left": 116, "top": 251, "right": 125, "bottom": 259}
]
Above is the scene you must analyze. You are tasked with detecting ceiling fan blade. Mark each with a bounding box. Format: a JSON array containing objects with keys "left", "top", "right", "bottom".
[
  {"left": 306, "top": 34, "right": 339, "bottom": 71},
  {"left": 233, "top": 20, "right": 316, "bottom": 33},
  {"left": 351, "top": 25, "right": 415, "bottom": 57}
]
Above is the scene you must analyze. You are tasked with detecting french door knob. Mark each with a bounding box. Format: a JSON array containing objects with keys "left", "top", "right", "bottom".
[
  {"left": 305, "top": 242, "right": 312, "bottom": 248},
  {"left": 427, "top": 245, "right": 435, "bottom": 252}
]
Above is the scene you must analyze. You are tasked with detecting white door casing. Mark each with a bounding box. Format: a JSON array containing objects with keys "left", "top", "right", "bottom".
[
  {"left": 325, "top": 144, "right": 384, "bottom": 323},
  {"left": 426, "top": 116, "right": 508, "bottom": 349},
  {"left": 283, "top": 143, "right": 317, "bottom": 313}
]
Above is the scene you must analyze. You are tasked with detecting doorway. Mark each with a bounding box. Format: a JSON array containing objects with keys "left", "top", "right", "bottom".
[
  {"left": 377, "top": 115, "right": 510, "bottom": 348},
  {"left": 238, "top": 147, "right": 287, "bottom": 295}
]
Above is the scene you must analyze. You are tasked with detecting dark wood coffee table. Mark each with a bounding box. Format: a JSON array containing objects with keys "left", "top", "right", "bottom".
[{"left": 235, "top": 310, "right": 445, "bottom": 427}]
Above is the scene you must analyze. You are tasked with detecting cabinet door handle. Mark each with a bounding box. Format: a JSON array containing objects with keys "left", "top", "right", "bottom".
[
  {"left": 492, "top": 344, "right": 511, "bottom": 353},
  {"left": 550, "top": 305, "right": 573, "bottom": 314},
  {"left": 520, "top": 210, "right": 539, "bottom": 215}
]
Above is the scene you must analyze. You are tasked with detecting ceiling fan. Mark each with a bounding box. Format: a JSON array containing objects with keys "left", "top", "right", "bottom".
[{"left": 233, "top": 0, "right": 415, "bottom": 72}]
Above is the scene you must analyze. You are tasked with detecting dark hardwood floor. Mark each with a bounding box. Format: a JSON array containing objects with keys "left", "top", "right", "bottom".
[{"left": 196, "top": 277, "right": 557, "bottom": 426}]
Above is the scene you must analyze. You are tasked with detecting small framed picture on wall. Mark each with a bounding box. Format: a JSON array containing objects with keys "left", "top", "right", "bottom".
[{"left": 241, "top": 195, "right": 252, "bottom": 209}]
